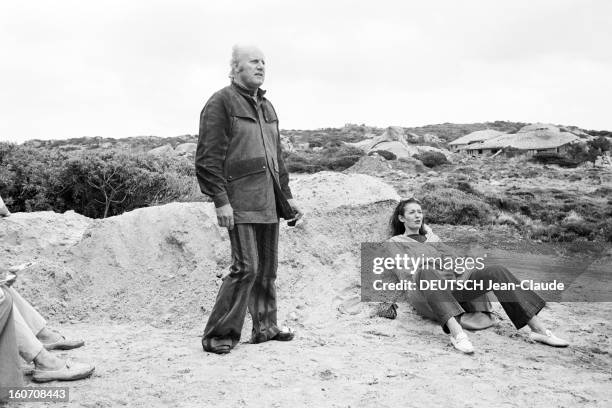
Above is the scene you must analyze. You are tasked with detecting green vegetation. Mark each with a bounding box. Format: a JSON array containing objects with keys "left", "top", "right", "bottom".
[
  {"left": 369, "top": 150, "right": 397, "bottom": 160},
  {"left": 531, "top": 137, "right": 611, "bottom": 167},
  {"left": 412, "top": 151, "right": 449, "bottom": 168},
  {"left": 419, "top": 187, "right": 494, "bottom": 225},
  {"left": 283, "top": 142, "right": 365, "bottom": 173},
  {"left": 0, "top": 143, "right": 196, "bottom": 218},
  {"left": 2, "top": 122, "right": 610, "bottom": 244}
]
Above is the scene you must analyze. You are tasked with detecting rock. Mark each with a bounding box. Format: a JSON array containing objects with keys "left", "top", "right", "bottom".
[
  {"left": 292, "top": 171, "right": 400, "bottom": 213},
  {"left": 280, "top": 134, "right": 296, "bottom": 152},
  {"left": 148, "top": 144, "right": 175, "bottom": 156},
  {"left": 371, "top": 302, "right": 398, "bottom": 319},
  {"left": 174, "top": 143, "right": 197, "bottom": 156}
]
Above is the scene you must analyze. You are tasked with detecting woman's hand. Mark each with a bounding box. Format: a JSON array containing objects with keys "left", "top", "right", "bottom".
[
  {"left": 4, "top": 262, "right": 36, "bottom": 286},
  {"left": 3, "top": 273, "right": 17, "bottom": 287}
]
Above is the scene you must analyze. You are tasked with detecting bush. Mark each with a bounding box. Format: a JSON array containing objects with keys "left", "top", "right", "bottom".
[
  {"left": 419, "top": 188, "right": 493, "bottom": 225},
  {"left": 530, "top": 152, "right": 578, "bottom": 167},
  {"left": 283, "top": 144, "right": 365, "bottom": 173},
  {"left": 369, "top": 150, "right": 397, "bottom": 160},
  {"left": 0, "top": 144, "right": 69, "bottom": 212},
  {"left": 588, "top": 136, "right": 611, "bottom": 153},
  {"left": 565, "top": 143, "right": 598, "bottom": 164},
  {"left": 455, "top": 181, "right": 481, "bottom": 197},
  {"left": 0, "top": 146, "right": 195, "bottom": 218},
  {"left": 413, "top": 151, "right": 448, "bottom": 168}
]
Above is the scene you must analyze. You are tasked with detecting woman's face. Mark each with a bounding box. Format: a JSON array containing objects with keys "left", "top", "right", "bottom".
[{"left": 399, "top": 202, "right": 423, "bottom": 232}]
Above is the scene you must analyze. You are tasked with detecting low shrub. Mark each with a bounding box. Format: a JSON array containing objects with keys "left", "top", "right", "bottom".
[
  {"left": 455, "top": 181, "right": 482, "bottom": 197},
  {"left": 564, "top": 143, "right": 598, "bottom": 164},
  {"left": 283, "top": 152, "right": 325, "bottom": 173},
  {"left": 283, "top": 144, "right": 365, "bottom": 173},
  {"left": 369, "top": 150, "right": 397, "bottom": 160},
  {"left": 324, "top": 155, "right": 363, "bottom": 171},
  {"left": 530, "top": 152, "right": 578, "bottom": 167},
  {"left": 419, "top": 187, "right": 493, "bottom": 225},
  {"left": 413, "top": 151, "right": 449, "bottom": 168},
  {"left": 0, "top": 146, "right": 195, "bottom": 218},
  {"left": 590, "top": 186, "right": 612, "bottom": 197}
]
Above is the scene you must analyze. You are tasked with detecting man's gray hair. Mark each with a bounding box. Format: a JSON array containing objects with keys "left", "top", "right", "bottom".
[{"left": 229, "top": 44, "right": 241, "bottom": 80}]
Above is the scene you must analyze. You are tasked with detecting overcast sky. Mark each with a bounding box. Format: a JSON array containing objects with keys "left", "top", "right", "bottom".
[{"left": 1, "top": 0, "right": 610, "bottom": 142}]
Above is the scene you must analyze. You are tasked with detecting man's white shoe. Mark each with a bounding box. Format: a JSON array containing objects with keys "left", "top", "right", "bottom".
[
  {"left": 450, "top": 332, "right": 475, "bottom": 354},
  {"left": 530, "top": 330, "right": 569, "bottom": 347}
]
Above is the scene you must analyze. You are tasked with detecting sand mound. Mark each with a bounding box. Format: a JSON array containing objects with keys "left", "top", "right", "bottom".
[
  {"left": 291, "top": 171, "right": 400, "bottom": 213},
  {"left": 0, "top": 210, "right": 91, "bottom": 254},
  {"left": 2, "top": 173, "right": 399, "bottom": 329},
  {"left": 2, "top": 173, "right": 610, "bottom": 408},
  {"left": 345, "top": 155, "right": 393, "bottom": 176}
]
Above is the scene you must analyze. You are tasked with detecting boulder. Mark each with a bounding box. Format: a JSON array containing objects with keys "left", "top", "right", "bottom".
[
  {"left": 148, "top": 144, "right": 175, "bottom": 156},
  {"left": 175, "top": 143, "right": 197, "bottom": 156}
]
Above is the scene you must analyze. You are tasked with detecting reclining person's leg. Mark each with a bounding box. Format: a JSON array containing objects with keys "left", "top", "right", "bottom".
[
  {"left": 452, "top": 265, "right": 545, "bottom": 330},
  {"left": 8, "top": 287, "right": 84, "bottom": 350},
  {"left": 12, "top": 305, "right": 95, "bottom": 382},
  {"left": 414, "top": 268, "right": 475, "bottom": 353},
  {"left": 414, "top": 268, "right": 465, "bottom": 333},
  {"left": 0, "top": 288, "right": 23, "bottom": 402},
  {"left": 7, "top": 288, "right": 45, "bottom": 336},
  {"left": 12, "top": 304, "right": 44, "bottom": 363}
]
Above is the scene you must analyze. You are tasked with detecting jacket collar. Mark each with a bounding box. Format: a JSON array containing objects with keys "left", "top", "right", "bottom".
[{"left": 231, "top": 81, "right": 266, "bottom": 100}]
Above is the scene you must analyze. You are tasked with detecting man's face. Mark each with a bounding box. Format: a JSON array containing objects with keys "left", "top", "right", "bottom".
[{"left": 235, "top": 47, "right": 265, "bottom": 90}]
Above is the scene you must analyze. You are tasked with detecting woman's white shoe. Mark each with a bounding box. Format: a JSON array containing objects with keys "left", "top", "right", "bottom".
[
  {"left": 450, "top": 332, "right": 475, "bottom": 354},
  {"left": 530, "top": 330, "right": 569, "bottom": 347}
]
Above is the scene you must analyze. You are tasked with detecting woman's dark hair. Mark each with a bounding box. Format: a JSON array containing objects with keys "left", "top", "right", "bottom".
[{"left": 389, "top": 198, "right": 426, "bottom": 237}]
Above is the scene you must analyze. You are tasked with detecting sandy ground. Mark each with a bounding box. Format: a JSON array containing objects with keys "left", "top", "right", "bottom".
[
  {"left": 16, "top": 302, "right": 612, "bottom": 408},
  {"left": 1, "top": 172, "right": 611, "bottom": 407}
]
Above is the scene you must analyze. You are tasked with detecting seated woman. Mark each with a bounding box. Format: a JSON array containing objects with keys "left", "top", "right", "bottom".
[{"left": 388, "top": 198, "right": 569, "bottom": 354}]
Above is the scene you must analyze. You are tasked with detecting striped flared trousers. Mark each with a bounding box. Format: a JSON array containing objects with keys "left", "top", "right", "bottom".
[
  {"left": 203, "top": 223, "right": 280, "bottom": 348},
  {"left": 416, "top": 264, "right": 546, "bottom": 333}
]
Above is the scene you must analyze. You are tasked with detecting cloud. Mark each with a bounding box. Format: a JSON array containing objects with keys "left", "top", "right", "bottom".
[{"left": 0, "top": 0, "right": 610, "bottom": 142}]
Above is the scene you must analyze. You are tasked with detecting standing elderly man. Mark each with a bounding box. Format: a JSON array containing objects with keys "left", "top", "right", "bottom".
[{"left": 196, "top": 44, "right": 302, "bottom": 354}]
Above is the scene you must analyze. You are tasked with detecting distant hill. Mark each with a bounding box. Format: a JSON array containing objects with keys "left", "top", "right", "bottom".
[
  {"left": 22, "top": 134, "right": 198, "bottom": 153},
  {"left": 14, "top": 121, "right": 610, "bottom": 151}
]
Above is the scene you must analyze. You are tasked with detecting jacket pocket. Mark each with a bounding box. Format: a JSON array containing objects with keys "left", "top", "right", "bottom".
[
  {"left": 226, "top": 157, "right": 269, "bottom": 211},
  {"left": 227, "top": 157, "right": 267, "bottom": 182}
]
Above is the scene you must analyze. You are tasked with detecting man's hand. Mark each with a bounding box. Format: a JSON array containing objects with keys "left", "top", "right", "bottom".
[
  {"left": 286, "top": 199, "right": 304, "bottom": 224},
  {"left": 0, "top": 196, "right": 10, "bottom": 217},
  {"left": 215, "top": 204, "right": 234, "bottom": 230}
]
